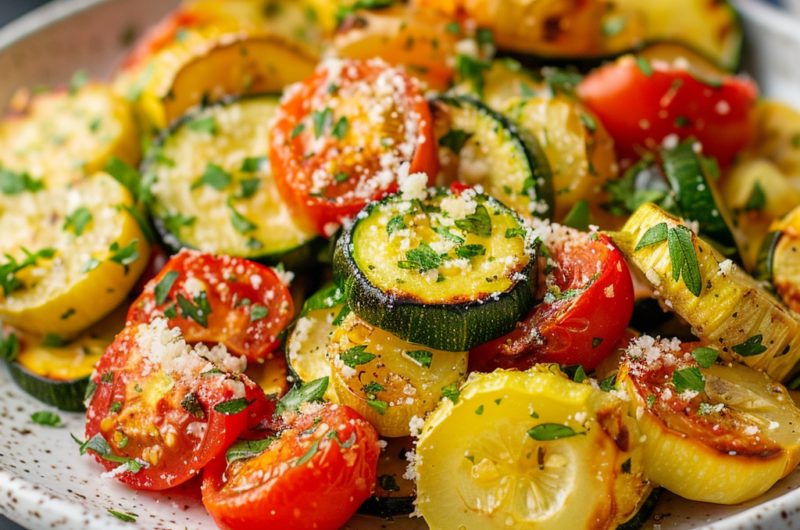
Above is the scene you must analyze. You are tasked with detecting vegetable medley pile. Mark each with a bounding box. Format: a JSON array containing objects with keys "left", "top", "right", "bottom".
[{"left": 4, "top": 0, "right": 800, "bottom": 528}]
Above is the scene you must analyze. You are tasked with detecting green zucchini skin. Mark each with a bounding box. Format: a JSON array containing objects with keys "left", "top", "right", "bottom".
[
  {"left": 333, "top": 194, "right": 538, "bottom": 352},
  {"left": 615, "top": 488, "right": 662, "bottom": 530},
  {"left": 755, "top": 230, "right": 782, "bottom": 284},
  {"left": 431, "top": 94, "right": 554, "bottom": 220},
  {"left": 144, "top": 93, "right": 319, "bottom": 267},
  {"left": 5, "top": 360, "right": 88, "bottom": 412},
  {"left": 661, "top": 139, "right": 739, "bottom": 260}
]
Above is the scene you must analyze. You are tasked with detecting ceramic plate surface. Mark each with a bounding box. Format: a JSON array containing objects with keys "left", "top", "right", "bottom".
[{"left": 1, "top": 0, "right": 800, "bottom": 528}]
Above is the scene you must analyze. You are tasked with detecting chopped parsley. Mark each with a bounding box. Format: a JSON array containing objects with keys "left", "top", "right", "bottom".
[
  {"left": 405, "top": 349, "right": 433, "bottom": 368},
  {"left": 31, "top": 411, "right": 61, "bottom": 427},
  {"left": 154, "top": 271, "right": 179, "bottom": 305},
  {"left": 455, "top": 204, "right": 492, "bottom": 237},
  {"left": 176, "top": 291, "right": 212, "bottom": 327}
]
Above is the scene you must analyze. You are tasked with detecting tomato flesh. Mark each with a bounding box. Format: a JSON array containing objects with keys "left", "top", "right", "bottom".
[
  {"left": 202, "top": 403, "right": 380, "bottom": 530},
  {"left": 85, "top": 321, "right": 270, "bottom": 490},
  {"left": 127, "top": 250, "right": 294, "bottom": 363},
  {"left": 270, "top": 58, "right": 438, "bottom": 236},
  {"left": 470, "top": 233, "right": 634, "bottom": 372},
  {"left": 578, "top": 56, "right": 758, "bottom": 168}
]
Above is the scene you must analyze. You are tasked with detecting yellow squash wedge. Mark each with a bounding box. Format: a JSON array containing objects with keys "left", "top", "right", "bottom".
[
  {"left": 0, "top": 84, "right": 139, "bottom": 187},
  {"left": 286, "top": 302, "right": 343, "bottom": 403},
  {"left": 610, "top": 203, "right": 800, "bottom": 383},
  {"left": 327, "top": 312, "right": 468, "bottom": 437},
  {"left": 0, "top": 173, "right": 150, "bottom": 338},
  {"left": 619, "top": 336, "right": 800, "bottom": 503},
  {"left": 415, "top": 366, "right": 650, "bottom": 530}
]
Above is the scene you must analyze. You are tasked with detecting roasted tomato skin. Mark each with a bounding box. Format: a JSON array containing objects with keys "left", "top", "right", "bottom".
[
  {"left": 119, "top": 8, "right": 208, "bottom": 73},
  {"left": 470, "top": 233, "right": 634, "bottom": 372},
  {"left": 127, "top": 250, "right": 293, "bottom": 362},
  {"left": 270, "top": 59, "right": 438, "bottom": 236},
  {"left": 577, "top": 56, "right": 758, "bottom": 168},
  {"left": 202, "top": 403, "right": 380, "bottom": 530},
  {"left": 85, "top": 323, "right": 270, "bottom": 490}
]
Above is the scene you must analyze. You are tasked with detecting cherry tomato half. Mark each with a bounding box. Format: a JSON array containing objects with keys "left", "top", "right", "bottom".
[
  {"left": 270, "top": 58, "right": 438, "bottom": 236},
  {"left": 85, "top": 320, "right": 270, "bottom": 490},
  {"left": 577, "top": 56, "right": 758, "bottom": 168},
  {"left": 202, "top": 403, "right": 380, "bottom": 530},
  {"left": 127, "top": 250, "right": 294, "bottom": 363},
  {"left": 470, "top": 233, "right": 634, "bottom": 372}
]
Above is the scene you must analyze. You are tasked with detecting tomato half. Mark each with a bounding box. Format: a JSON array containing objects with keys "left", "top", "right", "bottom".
[
  {"left": 84, "top": 320, "right": 270, "bottom": 490},
  {"left": 270, "top": 58, "right": 438, "bottom": 236},
  {"left": 127, "top": 250, "right": 294, "bottom": 363},
  {"left": 577, "top": 56, "right": 757, "bottom": 168},
  {"left": 470, "top": 232, "right": 634, "bottom": 372},
  {"left": 119, "top": 8, "right": 209, "bottom": 73},
  {"left": 202, "top": 403, "right": 380, "bottom": 530}
]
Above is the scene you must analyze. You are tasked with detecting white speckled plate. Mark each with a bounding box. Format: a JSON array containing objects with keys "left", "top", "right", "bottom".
[{"left": 1, "top": 0, "right": 800, "bottom": 529}]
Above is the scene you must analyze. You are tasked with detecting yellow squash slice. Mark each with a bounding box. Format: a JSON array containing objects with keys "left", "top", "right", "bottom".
[
  {"left": 415, "top": 367, "right": 650, "bottom": 530},
  {"left": 618, "top": 336, "right": 800, "bottom": 503},
  {"left": 610, "top": 203, "right": 800, "bottom": 383},
  {"left": 327, "top": 312, "right": 467, "bottom": 437},
  {"left": 0, "top": 173, "right": 150, "bottom": 338},
  {"left": 286, "top": 302, "right": 343, "bottom": 403}
]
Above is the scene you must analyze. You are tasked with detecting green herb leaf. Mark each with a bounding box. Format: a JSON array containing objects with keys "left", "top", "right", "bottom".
[
  {"left": 180, "top": 392, "right": 205, "bottom": 419},
  {"left": 732, "top": 335, "right": 768, "bottom": 357},
  {"left": 455, "top": 244, "right": 486, "bottom": 259},
  {"left": 226, "top": 437, "right": 274, "bottom": 464},
  {"left": 155, "top": 271, "right": 179, "bottom": 306},
  {"left": 602, "top": 16, "right": 626, "bottom": 37},
  {"left": 387, "top": 216, "right": 406, "bottom": 235},
  {"left": 79, "top": 433, "right": 141, "bottom": 471},
  {"left": 250, "top": 304, "right": 269, "bottom": 322},
  {"left": 213, "top": 397, "right": 254, "bottom": 415},
  {"left": 240, "top": 156, "right": 268, "bottom": 173},
  {"left": 107, "top": 510, "right": 138, "bottom": 523},
  {"left": 125, "top": 62, "right": 154, "bottom": 102},
  {"left": 600, "top": 373, "right": 617, "bottom": 392},
  {"left": 528, "top": 423, "right": 585, "bottom": 441},
  {"left": 398, "top": 242, "right": 444, "bottom": 272},
  {"left": 162, "top": 211, "right": 196, "bottom": 236},
  {"left": 276, "top": 377, "right": 329, "bottom": 415},
  {"left": 505, "top": 227, "right": 527, "bottom": 239},
  {"left": 193, "top": 162, "right": 232, "bottom": 191},
  {"left": 692, "top": 347, "right": 719, "bottom": 368},
  {"left": 405, "top": 349, "right": 433, "bottom": 368},
  {"left": 341, "top": 345, "right": 376, "bottom": 368},
  {"left": 295, "top": 439, "right": 320, "bottom": 466},
  {"left": 0, "top": 326, "right": 20, "bottom": 363},
  {"left": 439, "top": 129, "right": 473, "bottom": 153},
  {"left": 332, "top": 116, "right": 349, "bottom": 140},
  {"left": 121, "top": 204, "right": 155, "bottom": 244},
  {"left": 31, "top": 411, "right": 61, "bottom": 427},
  {"left": 81, "top": 257, "right": 101, "bottom": 274},
  {"left": 445, "top": 21, "right": 460, "bottom": 34},
  {"left": 672, "top": 367, "right": 705, "bottom": 393},
  {"left": 579, "top": 112, "right": 597, "bottom": 132},
  {"left": 561, "top": 365, "right": 587, "bottom": 383},
  {"left": 362, "top": 381, "right": 385, "bottom": 394},
  {"left": 109, "top": 239, "right": 140, "bottom": 274},
  {"left": 69, "top": 69, "right": 89, "bottom": 95},
  {"left": 667, "top": 225, "right": 702, "bottom": 297},
  {"left": 176, "top": 291, "right": 212, "bottom": 328},
  {"left": 744, "top": 181, "right": 766, "bottom": 212},
  {"left": 187, "top": 115, "right": 217, "bottom": 135},
  {"left": 455, "top": 204, "right": 492, "bottom": 237},
  {"left": 441, "top": 382, "right": 460, "bottom": 403},
  {"left": 0, "top": 247, "right": 57, "bottom": 296},
  {"left": 647, "top": 395, "right": 655, "bottom": 408},
  {"left": 237, "top": 178, "right": 261, "bottom": 199},
  {"left": 367, "top": 399, "right": 388, "bottom": 415},
  {"left": 0, "top": 169, "right": 44, "bottom": 195},
  {"left": 312, "top": 107, "right": 332, "bottom": 139},
  {"left": 227, "top": 198, "right": 257, "bottom": 234},
  {"left": 636, "top": 56, "right": 653, "bottom": 77},
  {"left": 456, "top": 55, "right": 491, "bottom": 96},
  {"left": 332, "top": 305, "right": 351, "bottom": 326},
  {"left": 635, "top": 222, "right": 668, "bottom": 251},
  {"left": 105, "top": 157, "right": 140, "bottom": 200}
]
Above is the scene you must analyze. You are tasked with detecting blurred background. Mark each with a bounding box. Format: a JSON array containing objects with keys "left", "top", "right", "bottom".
[{"left": 0, "top": 1, "right": 52, "bottom": 28}]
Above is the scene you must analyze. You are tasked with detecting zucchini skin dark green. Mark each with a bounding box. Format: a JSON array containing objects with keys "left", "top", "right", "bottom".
[
  {"left": 431, "top": 94, "right": 554, "bottom": 220},
  {"left": 755, "top": 230, "right": 782, "bottom": 284},
  {"left": 333, "top": 197, "right": 538, "bottom": 352},
  {"left": 616, "top": 488, "right": 662, "bottom": 530},
  {"left": 5, "top": 360, "right": 88, "bottom": 412},
  {"left": 661, "top": 139, "right": 739, "bottom": 260}
]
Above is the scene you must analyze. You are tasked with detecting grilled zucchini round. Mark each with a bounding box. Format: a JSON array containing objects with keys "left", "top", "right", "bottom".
[{"left": 333, "top": 187, "right": 538, "bottom": 352}]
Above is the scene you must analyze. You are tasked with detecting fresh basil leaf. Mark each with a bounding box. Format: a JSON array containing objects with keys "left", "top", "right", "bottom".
[
  {"left": 667, "top": 225, "right": 702, "bottom": 297},
  {"left": 332, "top": 116, "right": 349, "bottom": 140},
  {"left": 226, "top": 437, "right": 274, "bottom": 464},
  {"left": 240, "top": 156, "right": 268, "bottom": 173},
  {"left": 275, "top": 377, "right": 329, "bottom": 415},
  {"left": 180, "top": 392, "right": 205, "bottom": 419},
  {"left": 295, "top": 439, "right": 320, "bottom": 466},
  {"left": 341, "top": 345, "right": 376, "bottom": 368},
  {"left": 386, "top": 216, "right": 406, "bottom": 235},
  {"left": 673, "top": 367, "right": 705, "bottom": 393},
  {"left": 455, "top": 205, "right": 492, "bottom": 237},
  {"left": 399, "top": 241, "right": 444, "bottom": 272},
  {"left": 155, "top": 271, "right": 179, "bottom": 306},
  {"left": 312, "top": 107, "right": 332, "bottom": 139},
  {"left": 441, "top": 382, "right": 460, "bottom": 403},
  {"left": 744, "top": 181, "right": 766, "bottom": 212},
  {"left": 105, "top": 157, "right": 140, "bottom": 200},
  {"left": 213, "top": 397, "right": 255, "bottom": 415},
  {"left": 455, "top": 244, "right": 486, "bottom": 259},
  {"left": 250, "top": 304, "right": 269, "bottom": 322},
  {"left": 528, "top": 423, "right": 585, "bottom": 441},
  {"left": 732, "top": 335, "right": 768, "bottom": 357},
  {"left": 434, "top": 225, "right": 465, "bottom": 244},
  {"left": 562, "top": 200, "right": 590, "bottom": 231},
  {"left": 405, "top": 349, "right": 433, "bottom": 369},
  {"left": 227, "top": 198, "right": 257, "bottom": 234},
  {"left": 176, "top": 291, "right": 212, "bottom": 328},
  {"left": 0, "top": 169, "right": 43, "bottom": 195},
  {"left": 237, "top": 178, "right": 261, "bottom": 199},
  {"left": 108, "top": 239, "right": 140, "bottom": 274},
  {"left": 31, "top": 411, "right": 61, "bottom": 427},
  {"left": 107, "top": 510, "right": 138, "bottom": 522},
  {"left": 367, "top": 399, "right": 388, "bottom": 415},
  {"left": 192, "top": 162, "right": 232, "bottom": 191},
  {"left": 692, "top": 347, "right": 719, "bottom": 368},
  {"left": 439, "top": 129, "right": 473, "bottom": 154},
  {"left": 63, "top": 207, "right": 93, "bottom": 236},
  {"left": 635, "top": 223, "right": 668, "bottom": 251}
]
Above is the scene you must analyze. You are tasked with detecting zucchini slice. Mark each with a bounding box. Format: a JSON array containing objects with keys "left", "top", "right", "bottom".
[
  {"left": 334, "top": 187, "right": 538, "bottom": 352},
  {"left": 431, "top": 95, "right": 554, "bottom": 219},
  {"left": 0, "top": 84, "right": 139, "bottom": 187},
  {"left": 285, "top": 284, "right": 345, "bottom": 402},
  {"left": 414, "top": 366, "right": 651, "bottom": 530},
  {"left": 5, "top": 302, "right": 127, "bottom": 411},
  {"left": 327, "top": 312, "right": 467, "bottom": 437},
  {"left": 358, "top": 436, "right": 416, "bottom": 517},
  {"left": 451, "top": 58, "right": 545, "bottom": 113},
  {"left": 618, "top": 337, "right": 800, "bottom": 504},
  {"left": 610, "top": 203, "right": 800, "bottom": 383},
  {"left": 147, "top": 95, "right": 318, "bottom": 265},
  {"left": 505, "top": 95, "right": 617, "bottom": 222},
  {"left": 661, "top": 139, "right": 740, "bottom": 259},
  {"left": 0, "top": 173, "right": 150, "bottom": 338},
  {"left": 758, "top": 206, "right": 800, "bottom": 314}
]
